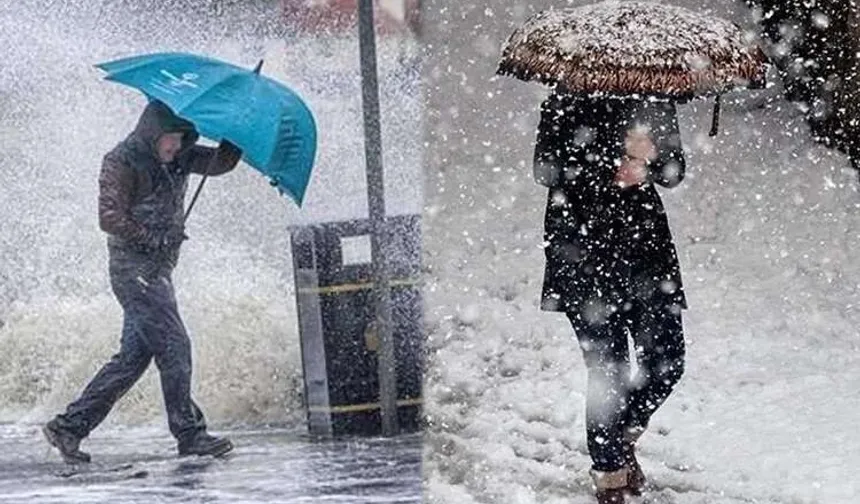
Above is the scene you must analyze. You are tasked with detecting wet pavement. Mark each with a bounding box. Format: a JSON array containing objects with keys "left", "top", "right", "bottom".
[{"left": 0, "top": 424, "right": 422, "bottom": 503}]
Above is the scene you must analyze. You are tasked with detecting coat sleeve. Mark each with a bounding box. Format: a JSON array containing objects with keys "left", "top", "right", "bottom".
[
  {"left": 639, "top": 103, "right": 686, "bottom": 188},
  {"left": 533, "top": 98, "right": 566, "bottom": 187},
  {"left": 98, "top": 154, "right": 151, "bottom": 243},
  {"left": 182, "top": 140, "right": 243, "bottom": 176}
]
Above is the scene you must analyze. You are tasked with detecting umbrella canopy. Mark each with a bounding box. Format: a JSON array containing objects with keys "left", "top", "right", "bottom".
[
  {"left": 497, "top": 1, "right": 767, "bottom": 99},
  {"left": 97, "top": 52, "right": 317, "bottom": 205}
]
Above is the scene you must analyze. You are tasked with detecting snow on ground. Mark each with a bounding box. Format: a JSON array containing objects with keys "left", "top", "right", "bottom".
[{"left": 420, "top": 62, "right": 860, "bottom": 504}]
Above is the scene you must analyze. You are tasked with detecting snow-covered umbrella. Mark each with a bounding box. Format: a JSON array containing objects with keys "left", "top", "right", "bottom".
[{"left": 497, "top": 1, "right": 768, "bottom": 134}]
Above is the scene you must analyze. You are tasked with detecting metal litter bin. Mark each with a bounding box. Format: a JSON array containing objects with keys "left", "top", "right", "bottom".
[{"left": 289, "top": 214, "right": 423, "bottom": 436}]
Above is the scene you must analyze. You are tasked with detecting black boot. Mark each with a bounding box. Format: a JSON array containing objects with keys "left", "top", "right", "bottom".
[
  {"left": 622, "top": 426, "right": 646, "bottom": 496},
  {"left": 43, "top": 419, "right": 91, "bottom": 464},
  {"left": 178, "top": 432, "right": 234, "bottom": 457},
  {"left": 591, "top": 468, "right": 629, "bottom": 504}
]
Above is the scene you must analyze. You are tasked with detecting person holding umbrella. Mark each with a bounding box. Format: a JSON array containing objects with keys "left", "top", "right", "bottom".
[
  {"left": 536, "top": 90, "right": 687, "bottom": 503},
  {"left": 43, "top": 100, "right": 242, "bottom": 462},
  {"left": 497, "top": 2, "right": 767, "bottom": 502},
  {"left": 43, "top": 53, "right": 317, "bottom": 464}
]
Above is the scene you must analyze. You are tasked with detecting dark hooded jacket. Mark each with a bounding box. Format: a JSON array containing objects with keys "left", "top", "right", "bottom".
[
  {"left": 98, "top": 100, "right": 241, "bottom": 259},
  {"left": 535, "top": 93, "right": 687, "bottom": 317}
]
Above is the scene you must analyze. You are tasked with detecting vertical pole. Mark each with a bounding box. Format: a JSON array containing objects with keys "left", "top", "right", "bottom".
[{"left": 357, "top": 0, "right": 399, "bottom": 437}]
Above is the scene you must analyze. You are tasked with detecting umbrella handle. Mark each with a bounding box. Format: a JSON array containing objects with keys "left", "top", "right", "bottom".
[
  {"left": 184, "top": 140, "right": 244, "bottom": 223},
  {"left": 709, "top": 94, "right": 721, "bottom": 137},
  {"left": 184, "top": 173, "right": 209, "bottom": 223}
]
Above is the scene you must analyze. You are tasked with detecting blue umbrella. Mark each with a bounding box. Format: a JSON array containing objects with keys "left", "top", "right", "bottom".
[{"left": 96, "top": 51, "right": 317, "bottom": 207}]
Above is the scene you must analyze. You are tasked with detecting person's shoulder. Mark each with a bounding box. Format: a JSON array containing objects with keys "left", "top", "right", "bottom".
[
  {"left": 103, "top": 140, "right": 147, "bottom": 176},
  {"left": 542, "top": 91, "right": 576, "bottom": 110},
  {"left": 102, "top": 141, "right": 125, "bottom": 166},
  {"left": 636, "top": 99, "right": 677, "bottom": 117},
  {"left": 540, "top": 93, "right": 584, "bottom": 127}
]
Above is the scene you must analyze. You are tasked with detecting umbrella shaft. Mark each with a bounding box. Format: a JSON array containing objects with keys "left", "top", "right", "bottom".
[
  {"left": 709, "top": 95, "right": 721, "bottom": 137},
  {"left": 184, "top": 174, "right": 209, "bottom": 222}
]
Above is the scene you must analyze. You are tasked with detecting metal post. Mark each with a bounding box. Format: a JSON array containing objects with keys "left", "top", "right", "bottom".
[{"left": 357, "top": 0, "right": 399, "bottom": 437}]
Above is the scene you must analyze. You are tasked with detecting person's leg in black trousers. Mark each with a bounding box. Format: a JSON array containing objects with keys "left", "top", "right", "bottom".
[
  {"left": 567, "top": 300, "right": 685, "bottom": 500},
  {"left": 45, "top": 314, "right": 153, "bottom": 463},
  {"left": 621, "top": 301, "right": 685, "bottom": 493},
  {"left": 567, "top": 308, "right": 632, "bottom": 502},
  {"left": 624, "top": 301, "right": 685, "bottom": 432}
]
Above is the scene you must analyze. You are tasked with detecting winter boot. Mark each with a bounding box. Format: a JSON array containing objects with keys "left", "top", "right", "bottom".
[
  {"left": 177, "top": 432, "right": 234, "bottom": 458},
  {"left": 590, "top": 467, "right": 629, "bottom": 504},
  {"left": 43, "top": 419, "right": 91, "bottom": 464},
  {"left": 622, "top": 426, "right": 647, "bottom": 496}
]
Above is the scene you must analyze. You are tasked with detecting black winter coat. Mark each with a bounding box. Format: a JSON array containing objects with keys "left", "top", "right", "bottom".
[{"left": 534, "top": 93, "right": 687, "bottom": 319}]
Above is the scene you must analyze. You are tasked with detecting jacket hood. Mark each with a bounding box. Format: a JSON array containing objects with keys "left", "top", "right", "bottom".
[{"left": 130, "top": 100, "right": 199, "bottom": 157}]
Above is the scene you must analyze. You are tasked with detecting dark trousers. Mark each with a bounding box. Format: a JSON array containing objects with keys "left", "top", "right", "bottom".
[
  {"left": 54, "top": 249, "right": 206, "bottom": 443},
  {"left": 567, "top": 301, "right": 685, "bottom": 472}
]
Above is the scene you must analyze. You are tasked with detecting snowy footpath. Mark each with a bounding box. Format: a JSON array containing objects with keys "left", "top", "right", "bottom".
[{"left": 421, "top": 93, "right": 860, "bottom": 504}]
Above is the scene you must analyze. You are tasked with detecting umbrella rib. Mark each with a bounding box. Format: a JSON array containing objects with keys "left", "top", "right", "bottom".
[
  {"left": 98, "top": 52, "right": 246, "bottom": 75},
  {"left": 98, "top": 53, "right": 196, "bottom": 75}
]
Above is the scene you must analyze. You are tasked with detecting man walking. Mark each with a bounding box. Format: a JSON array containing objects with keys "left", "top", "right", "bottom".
[{"left": 44, "top": 100, "right": 242, "bottom": 463}]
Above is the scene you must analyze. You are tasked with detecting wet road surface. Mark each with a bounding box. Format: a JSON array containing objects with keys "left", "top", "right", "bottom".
[{"left": 0, "top": 424, "right": 422, "bottom": 503}]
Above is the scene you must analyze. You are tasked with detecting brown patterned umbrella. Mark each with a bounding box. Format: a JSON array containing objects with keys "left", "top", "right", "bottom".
[{"left": 497, "top": 1, "right": 767, "bottom": 99}]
